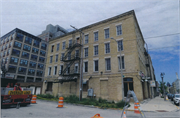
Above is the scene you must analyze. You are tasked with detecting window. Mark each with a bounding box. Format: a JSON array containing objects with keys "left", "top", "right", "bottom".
[
  {"left": 105, "top": 58, "right": 111, "bottom": 70},
  {"left": 27, "top": 77, "right": 34, "bottom": 82},
  {"left": 75, "top": 50, "right": 79, "bottom": 58},
  {"left": 94, "top": 32, "right": 98, "bottom": 41},
  {"left": 5, "top": 58, "right": 8, "bottom": 64},
  {"left": 14, "top": 41, "right": 22, "bottom": 49},
  {"left": 9, "top": 42, "right": 12, "bottom": 47},
  {"left": 94, "top": 60, "right": 99, "bottom": 72},
  {"left": 7, "top": 38, "right": 9, "bottom": 42},
  {"left": 74, "top": 63, "right": 78, "bottom": 73},
  {"left": 38, "top": 64, "right": 44, "bottom": 69},
  {"left": 35, "top": 78, "right": 42, "bottom": 82},
  {"left": 116, "top": 25, "right": 122, "bottom": 36},
  {"left": 3, "top": 51, "right": 6, "bottom": 57},
  {"left": 118, "top": 40, "right": 123, "bottom": 51},
  {"left": 68, "top": 52, "right": 71, "bottom": 60},
  {"left": 84, "top": 61, "right": 88, "bottom": 72},
  {"left": 7, "top": 49, "right": 10, "bottom": 55},
  {"left": 17, "top": 76, "right": 25, "bottom": 82},
  {"left": 59, "top": 65, "right": 63, "bottom": 75},
  {"left": 56, "top": 43, "right": 60, "bottom": 51},
  {"left": 36, "top": 70, "right": 43, "bottom": 77},
  {"left": 29, "top": 61, "right": 36, "bottom": 68},
  {"left": 18, "top": 67, "right": 27, "bottom": 74},
  {"left": 31, "top": 55, "right": 38, "bottom": 61},
  {"left": 39, "top": 57, "right": 45, "bottom": 63},
  {"left": 21, "top": 52, "right": 29, "bottom": 59},
  {"left": 55, "top": 54, "right": 58, "bottom": 62},
  {"left": 23, "top": 44, "right": 31, "bottom": 52},
  {"left": 33, "top": 40, "right": 40, "bottom": 47},
  {"left": 16, "top": 33, "right": 24, "bottom": 42},
  {"left": 12, "top": 49, "right": 20, "bottom": 56},
  {"left": 10, "top": 57, "right": 19, "bottom": 64},
  {"left": 50, "top": 56, "right": 53, "bottom": 63},
  {"left": 32, "top": 48, "right": 39, "bottom": 54},
  {"left": 41, "top": 43, "right": 47, "bottom": 50},
  {"left": 40, "top": 50, "right": 46, "bottom": 56},
  {"left": 8, "top": 65, "right": 17, "bottom": 73},
  {"left": 118, "top": 56, "right": 125, "bottom": 69},
  {"left": 84, "top": 48, "right": 88, "bottom": 57},
  {"left": 5, "top": 44, "right": 8, "bottom": 49},
  {"left": 20, "top": 59, "right": 28, "bottom": 66},
  {"left": 94, "top": 45, "right": 98, "bottom": 56},
  {"left": 61, "top": 53, "right": 65, "bottom": 60},
  {"left": 54, "top": 66, "right": 57, "bottom": 75},
  {"left": 124, "top": 78, "right": 133, "bottom": 97},
  {"left": 25, "top": 37, "right": 32, "bottom": 45},
  {"left": 51, "top": 45, "right": 54, "bottom": 52},
  {"left": 62, "top": 42, "right": 66, "bottom": 50},
  {"left": 48, "top": 67, "right": 51, "bottom": 75},
  {"left": 37, "top": 72, "right": 43, "bottom": 77},
  {"left": 85, "top": 35, "right": 88, "bottom": 44},
  {"left": 104, "top": 28, "right": 109, "bottom": 39},
  {"left": 105, "top": 43, "right": 110, "bottom": 53},
  {"left": 28, "top": 69, "right": 35, "bottom": 75},
  {"left": 69, "top": 40, "right": 72, "bottom": 47}
]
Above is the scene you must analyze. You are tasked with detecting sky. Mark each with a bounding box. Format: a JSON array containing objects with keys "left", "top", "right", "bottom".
[{"left": 0, "top": 0, "right": 180, "bottom": 84}]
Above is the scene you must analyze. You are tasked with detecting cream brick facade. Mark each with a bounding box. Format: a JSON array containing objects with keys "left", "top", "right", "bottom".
[{"left": 42, "top": 10, "right": 154, "bottom": 101}]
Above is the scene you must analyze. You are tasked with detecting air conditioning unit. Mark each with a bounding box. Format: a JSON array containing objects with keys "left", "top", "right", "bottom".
[{"left": 88, "top": 88, "right": 94, "bottom": 96}]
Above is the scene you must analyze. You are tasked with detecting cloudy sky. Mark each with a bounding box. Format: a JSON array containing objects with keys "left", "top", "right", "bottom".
[{"left": 0, "top": 0, "right": 180, "bottom": 84}]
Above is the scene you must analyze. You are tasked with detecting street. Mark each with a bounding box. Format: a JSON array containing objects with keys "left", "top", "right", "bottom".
[{"left": 1, "top": 99, "right": 180, "bottom": 118}]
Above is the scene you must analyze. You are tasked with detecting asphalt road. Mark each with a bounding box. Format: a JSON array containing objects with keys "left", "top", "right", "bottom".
[{"left": 1, "top": 99, "right": 180, "bottom": 118}]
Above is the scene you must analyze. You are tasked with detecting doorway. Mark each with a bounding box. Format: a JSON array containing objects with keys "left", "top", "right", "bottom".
[{"left": 124, "top": 78, "right": 134, "bottom": 97}]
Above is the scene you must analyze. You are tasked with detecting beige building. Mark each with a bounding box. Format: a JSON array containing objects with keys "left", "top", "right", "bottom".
[{"left": 42, "top": 10, "right": 155, "bottom": 101}]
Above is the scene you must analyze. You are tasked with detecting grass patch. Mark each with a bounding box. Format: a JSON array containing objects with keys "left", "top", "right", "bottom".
[{"left": 37, "top": 94, "right": 130, "bottom": 109}]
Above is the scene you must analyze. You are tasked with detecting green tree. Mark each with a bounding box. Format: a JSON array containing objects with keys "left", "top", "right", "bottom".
[{"left": 159, "top": 81, "right": 167, "bottom": 94}]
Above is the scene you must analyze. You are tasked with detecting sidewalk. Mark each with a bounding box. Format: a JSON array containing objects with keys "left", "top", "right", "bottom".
[{"left": 127, "top": 96, "right": 179, "bottom": 112}]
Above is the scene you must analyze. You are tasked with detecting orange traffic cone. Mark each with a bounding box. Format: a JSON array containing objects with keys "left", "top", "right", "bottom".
[
  {"left": 123, "top": 111, "right": 126, "bottom": 118},
  {"left": 91, "top": 114, "right": 103, "bottom": 118},
  {"left": 57, "top": 97, "right": 64, "bottom": 108},
  {"left": 31, "top": 95, "right": 37, "bottom": 104}
]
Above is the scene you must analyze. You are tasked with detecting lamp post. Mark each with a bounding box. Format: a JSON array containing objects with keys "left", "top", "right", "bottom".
[
  {"left": 70, "top": 25, "right": 84, "bottom": 101},
  {"left": 160, "top": 73, "right": 166, "bottom": 101},
  {"left": 111, "top": 37, "right": 124, "bottom": 100}
]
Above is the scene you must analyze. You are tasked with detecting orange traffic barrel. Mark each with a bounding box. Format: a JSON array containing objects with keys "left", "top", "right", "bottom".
[
  {"left": 31, "top": 95, "right": 37, "bottom": 104},
  {"left": 57, "top": 97, "right": 63, "bottom": 108},
  {"left": 123, "top": 111, "right": 126, "bottom": 118},
  {"left": 91, "top": 114, "right": 103, "bottom": 118},
  {"left": 134, "top": 102, "right": 140, "bottom": 114}
]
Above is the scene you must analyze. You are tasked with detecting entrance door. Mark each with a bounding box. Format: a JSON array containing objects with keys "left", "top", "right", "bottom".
[
  {"left": 47, "top": 82, "right": 52, "bottom": 91},
  {"left": 124, "top": 78, "right": 134, "bottom": 97}
]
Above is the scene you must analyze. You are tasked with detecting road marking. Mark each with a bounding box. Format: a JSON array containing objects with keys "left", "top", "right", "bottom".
[{"left": 175, "top": 105, "right": 179, "bottom": 109}]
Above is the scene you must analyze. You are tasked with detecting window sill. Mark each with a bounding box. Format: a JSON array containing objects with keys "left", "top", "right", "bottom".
[
  {"left": 118, "top": 69, "right": 125, "bottom": 72},
  {"left": 105, "top": 70, "right": 111, "bottom": 73},
  {"left": 93, "top": 71, "right": 99, "bottom": 73}
]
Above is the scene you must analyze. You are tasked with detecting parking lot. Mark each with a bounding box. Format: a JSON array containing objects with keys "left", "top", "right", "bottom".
[{"left": 1, "top": 99, "right": 180, "bottom": 118}]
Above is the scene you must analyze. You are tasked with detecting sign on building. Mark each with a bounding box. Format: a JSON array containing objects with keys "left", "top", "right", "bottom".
[{"left": 150, "top": 81, "right": 156, "bottom": 87}]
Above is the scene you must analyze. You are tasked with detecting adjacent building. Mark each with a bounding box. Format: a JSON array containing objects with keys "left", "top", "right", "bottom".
[
  {"left": 42, "top": 10, "right": 156, "bottom": 101},
  {"left": 0, "top": 28, "right": 48, "bottom": 94}
]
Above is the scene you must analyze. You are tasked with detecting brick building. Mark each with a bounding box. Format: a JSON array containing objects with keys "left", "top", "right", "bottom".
[{"left": 42, "top": 10, "right": 156, "bottom": 101}]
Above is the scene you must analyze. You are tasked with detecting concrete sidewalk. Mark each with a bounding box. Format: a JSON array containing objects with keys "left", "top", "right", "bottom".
[{"left": 127, "top": 96, "right": 179, "bottom": 112}]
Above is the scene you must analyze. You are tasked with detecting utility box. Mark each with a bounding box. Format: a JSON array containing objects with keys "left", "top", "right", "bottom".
[{"left": 88, "top": 88, "right": 94, "bottom": 96}]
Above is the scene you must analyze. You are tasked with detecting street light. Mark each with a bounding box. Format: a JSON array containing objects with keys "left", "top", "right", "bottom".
[
  {"left": 160, "top": 73, "right": 166, "bottom": 101},
  {"left": 111, "top": 37, "right": 124, "bottom": 100}
]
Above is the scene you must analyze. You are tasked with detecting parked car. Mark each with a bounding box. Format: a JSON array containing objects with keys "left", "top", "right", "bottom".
[
  {"left": 171, "top": 94, "right": 175, "bottom": 101},
  {"left": 173, "top": 94, "right": 180, "bottom": 106}
]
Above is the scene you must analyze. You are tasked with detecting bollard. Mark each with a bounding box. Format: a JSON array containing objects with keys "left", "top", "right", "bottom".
[
  {"left": 91, "top": 114, "right": 103, "bottom": 118},
  {"left": 134, "top": 102, "right": 140, "bottom": 114},
  {"left": 31, "top": 95, "right": 37, "bottom": 104},
  {"left": 57, "top": 97, "right": 63, "bottom": 108}
]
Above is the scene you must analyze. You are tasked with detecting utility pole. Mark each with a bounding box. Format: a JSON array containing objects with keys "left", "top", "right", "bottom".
[
  {"left": 111, "top": 37, "right": 124, "bottom": 100},
  {"left": 70, "top": 25, "right": 84, "bottom": 101},
  {"left": 160, "top": 73, "right": 166, "bottom": 101}
]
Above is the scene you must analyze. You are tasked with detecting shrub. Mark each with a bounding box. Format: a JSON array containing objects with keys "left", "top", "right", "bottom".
[{"left": 116, "top": 100, "right": 126, "bottom": 108}]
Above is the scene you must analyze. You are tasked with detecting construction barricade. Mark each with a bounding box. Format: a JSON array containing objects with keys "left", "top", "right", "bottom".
[
  {"left": 57, "top": 97, "right": 63, "bottom": 108},
  {"left": 31, "top": 95, "right": 37, "bottom": 104},
  {"left": 134, "top": 102, "right": 140, "bottom": 114},
  {"left": 91, "top": 114, "right": 103, "bottom": 118}
]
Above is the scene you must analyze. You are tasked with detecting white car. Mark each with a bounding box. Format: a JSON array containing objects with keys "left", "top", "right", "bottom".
[{"left": 173, "top": 94, "right": 180, "bottom": 105}]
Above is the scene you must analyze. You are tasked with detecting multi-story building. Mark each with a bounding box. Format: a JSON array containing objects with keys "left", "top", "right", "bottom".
[
  {"left": 42, "top": 10, "right": 155, "bottom": 101},
  {"left": 38, "top": 24, "right": 68, "bottom": 42},
  {"left": 175, "top": 79, "right": 180, "bottom": 93},
  {"left": 0, "top": 28, "right": 48, "bottom": 94}
]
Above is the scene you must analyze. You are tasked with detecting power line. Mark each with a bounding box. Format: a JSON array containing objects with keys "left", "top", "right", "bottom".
[{"left": 144, "top": 33, "right": 180, "bottom": 40}]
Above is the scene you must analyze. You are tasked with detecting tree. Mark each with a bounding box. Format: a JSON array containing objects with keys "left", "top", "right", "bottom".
[{"left": 159, "top": 81, "right": 167, "bottom": 94}]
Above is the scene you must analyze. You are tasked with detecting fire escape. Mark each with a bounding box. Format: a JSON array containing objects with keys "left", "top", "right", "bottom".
[{"left": 54, "top": 34, "right": 82, "bottom": 84}]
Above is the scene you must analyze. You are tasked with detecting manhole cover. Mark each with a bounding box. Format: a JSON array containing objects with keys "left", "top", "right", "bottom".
[{"left": 156, "top": 110, "right": 168, "bottom": 112}]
